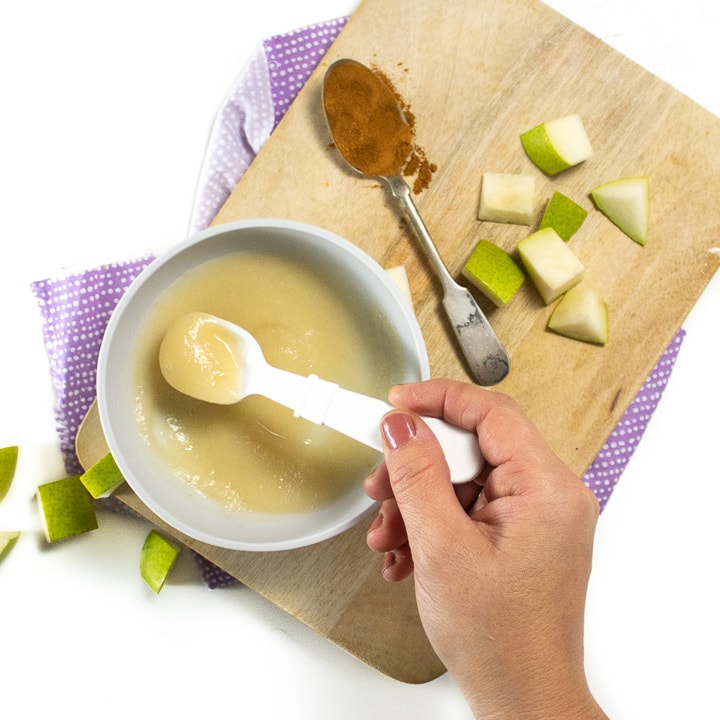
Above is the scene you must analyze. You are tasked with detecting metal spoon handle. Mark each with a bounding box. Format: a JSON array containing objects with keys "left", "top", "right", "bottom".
[
  {"left": 385, "top": 175, "right": 453, "bottom": 286},
  {"left": 384, "top": 175, "right": 510, "bottom": 385}
]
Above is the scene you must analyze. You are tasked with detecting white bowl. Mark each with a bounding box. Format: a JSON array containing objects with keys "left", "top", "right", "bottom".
[{"left": 97, "top": 219, "right": 429, "bottom": 551}]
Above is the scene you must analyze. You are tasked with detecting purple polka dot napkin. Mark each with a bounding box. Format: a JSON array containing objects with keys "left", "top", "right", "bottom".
[
  {"left": 582, "top": 329, "right": 684, "bottom": 509},
  {"left": 31, "top": 258, "right": 154, "bottom": 477},
  {"left": 189, "top": 17, "right": 348, "bottom": 234},
  {"left": 31, "top": 18, "right": 684, "bottom": 588}
]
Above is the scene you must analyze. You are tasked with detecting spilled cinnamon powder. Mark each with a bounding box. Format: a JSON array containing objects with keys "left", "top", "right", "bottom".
[{"left": 323, "top": 60, "right": 436, "bottom": 193}]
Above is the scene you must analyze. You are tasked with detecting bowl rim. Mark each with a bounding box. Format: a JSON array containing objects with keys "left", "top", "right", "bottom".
[{"left": 96, "top": 218, "right": 430, "bottom": 551}]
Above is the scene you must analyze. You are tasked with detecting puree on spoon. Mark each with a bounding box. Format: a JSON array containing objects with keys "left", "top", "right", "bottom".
[{"left": 159, "top": 311, "right": 244, "bottom": 405}]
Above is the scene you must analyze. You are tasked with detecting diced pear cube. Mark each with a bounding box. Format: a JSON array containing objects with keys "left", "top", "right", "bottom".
[
  {"left": 539, "top": 191, "right": 588, "bottom": 241},
  {"left": 548, "top": 284, "right": 609, "bottom": 345},
  {"left": 517, "top": 227, "right": 585, "bottom": 304},
  {"left": 0, "top": 530, "right": 21, "bottom": 561},
  {"left": 0, "top": 445, "right": 19, "bottom": 504},
  {"left": 478, "top": 172, "right": 535, "bottom": 225},
  {"left": 37, "top": 476, "right": 98, "bottom": 542},
  {"left": 80, "top": 452, "right": 125, "bottom": 499},
  {"left": 521, "top": 114, "right": 593, "bottom": 175},
  {"left": 140, "top": 530, "right": 180, "bottom": 593},
  {"left": 385, "top": 265, "right": 413, "bottom": 306},
  {"left": 591, "top": 176, "right": 650, "bottom": 246},
  {"left": 462, "top": 239, "right": 525, "bottom": 306}
]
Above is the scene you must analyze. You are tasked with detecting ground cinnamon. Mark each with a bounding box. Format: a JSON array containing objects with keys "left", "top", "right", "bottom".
[{"left": 323, "top": 60, "right": 436, "bottom": 192}]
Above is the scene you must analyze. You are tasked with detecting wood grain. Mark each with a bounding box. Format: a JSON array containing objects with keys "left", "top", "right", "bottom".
[{"left": 78, "top": 0, "right": 720, "bottom": 683}]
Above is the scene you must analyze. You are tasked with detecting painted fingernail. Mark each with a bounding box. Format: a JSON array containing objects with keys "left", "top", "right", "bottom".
[{"left": 382, "top": 412, "right": 416, "bottom": 449}]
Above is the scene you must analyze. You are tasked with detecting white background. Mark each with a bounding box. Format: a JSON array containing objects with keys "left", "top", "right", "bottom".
[{"left": 2, "top": 1, "right": 719, "bottom": 718}]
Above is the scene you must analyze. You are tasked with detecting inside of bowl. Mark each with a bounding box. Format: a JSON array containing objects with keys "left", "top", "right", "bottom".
[{"left": 97, "top": 220, "right": 429, "bottom": 551}]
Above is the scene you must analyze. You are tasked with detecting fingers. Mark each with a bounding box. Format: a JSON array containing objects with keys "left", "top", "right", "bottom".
[
  {"left": 366, "top": 465, "right": 482, "bottom": 573},
  {"left": 366, "top": 498, "right": 414, "bottom": 582},
  {"left": 363, "top": 462, "right": 392, "bottom": 501},
  {"left": 366, "top": 497, "right": 407, "bottom": 552},
  {"left": 381, "top": 543, "right": 414, "bottom": 582},
  {"left": 389, "top": 379, "right": 570, "bottom": 494},
  {"left": 365, "top": 378, "right": 583, "bottom": 583},
  {"left": 378, "top": 409, "right": 467, "bottom": 551}
]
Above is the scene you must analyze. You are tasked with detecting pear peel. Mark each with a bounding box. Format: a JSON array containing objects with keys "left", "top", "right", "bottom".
[
  {"left": 539, "top": 191, "right": 588, "bottom": 241},
  {"left": 0, "top": 445, "right": 19, "bottom": 504},
  {"left": 521, "top": 114, "right": 593, "bottom": 175},
  {"left": 462, "top": 239, "right": 525, "bottom": 306},
  {"left": 37, "top": 476, "right": 98, "bottom": 542},
  {"left": 0, "top": 530, "right": 21, "bottom": 561},
  {"left": 140, "top": 530, "right": 180, "bottom": 593},
  {"left": 80, "top": 452, "right": 125, "bottom": 499}
]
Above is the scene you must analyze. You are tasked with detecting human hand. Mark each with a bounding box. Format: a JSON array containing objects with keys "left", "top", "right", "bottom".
[{"left": 365, "top": 379, "right": 607, "bottom": 719}]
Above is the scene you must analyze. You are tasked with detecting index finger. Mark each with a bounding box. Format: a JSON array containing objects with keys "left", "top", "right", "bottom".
[{"left": 388, "top": 378, "right": 561, "bottom": 477}]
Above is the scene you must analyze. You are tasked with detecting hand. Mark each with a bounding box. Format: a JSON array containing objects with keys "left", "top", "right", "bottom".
[{"left": 364, "top": 379, "right": 608, "bottom": 720}]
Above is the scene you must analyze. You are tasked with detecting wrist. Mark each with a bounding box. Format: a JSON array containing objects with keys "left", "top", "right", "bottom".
[
  {"left": 454, "top": 660, "right": 608, "bottom": 720},
  {"left": 465, "top": 685, "right": 609, "bottom": 720}
]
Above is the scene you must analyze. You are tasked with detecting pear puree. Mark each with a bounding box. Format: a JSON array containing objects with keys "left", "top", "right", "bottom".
[
  {"left": 133, "top": 252, "right": 403, "bottom": 514},
  {"left": 158, "top": 312, "right": 244, "bottom": 405}
]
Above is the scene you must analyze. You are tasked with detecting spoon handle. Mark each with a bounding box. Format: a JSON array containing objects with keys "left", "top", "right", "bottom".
[
  {"left": 384, "top": 175, "right": 510, "bottom": 386},
  {"left": 441, "top": 285, "right": 511, "bottom": 387},
  {"left": 261, "top": 370, "right": 483, "bottom": 484},
  {"left": 297, "top": 375, "right": 484, "bottom": 484}
]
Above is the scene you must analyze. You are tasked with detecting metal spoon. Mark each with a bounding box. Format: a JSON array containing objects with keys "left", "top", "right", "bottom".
[
  {"left": 322, "top": 59, "right": 510, "bottom": 386},
  {"left": 159, "top": 312, "right": 484, "bottom": 484}
]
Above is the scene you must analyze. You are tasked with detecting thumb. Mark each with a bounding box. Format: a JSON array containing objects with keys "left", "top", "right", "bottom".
[{"left": 380, "top": 410, "right": 466, "bottom": 546}]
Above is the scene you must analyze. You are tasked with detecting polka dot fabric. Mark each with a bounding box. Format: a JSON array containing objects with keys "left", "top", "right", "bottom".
[
  {"left": 263, "top": 17, "right": 347, "bottom": 126},
  {"left": 189, "top": 17, "right": 347, "bottom": 234},
  {"left": 189, "top": 46, "right": 276, "bottom": 233},
  {"left": 582, "top": 329, "right": 685, "bottom": 511},
  {"left": 31, "top": 18, "right": 685, "bottom": 588},
  {"left": 31, "top": 258, "right": 153, "bottom": 475}
]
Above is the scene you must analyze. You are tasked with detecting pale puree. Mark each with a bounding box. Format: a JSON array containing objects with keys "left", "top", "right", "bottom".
[{"left": 133, "top": 251, "right": 406, "bottom": 514}]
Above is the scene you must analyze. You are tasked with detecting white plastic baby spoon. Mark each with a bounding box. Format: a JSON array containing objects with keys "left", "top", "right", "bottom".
[{"left": 159, "top": 312, "right": 484, "bottom": 484}]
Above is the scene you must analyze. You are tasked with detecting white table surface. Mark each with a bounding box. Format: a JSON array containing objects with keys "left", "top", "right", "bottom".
[{"left": 2, "top": 2, "right": 719, "bottom": 718}]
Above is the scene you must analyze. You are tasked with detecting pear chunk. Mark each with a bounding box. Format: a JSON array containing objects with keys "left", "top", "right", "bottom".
[
  {"left": 521, "top": 114, "right": 593, "bottom": 175},
  {"left": 539, "top": 191, "right": 588, "bottom": 241},
  {"left": 80, "top": 452, "right": 125, "bottom": 499},
  {"left": 462, "top": 239, "right": 525, "bottom": 306},
  {"left": 37, "top": 476, "right": 98, "bottom": 542},
  {"left": 140, "top": 530, "right": 180, "bottom": 593},
  {"left": 591, "top": 176, "right": 649, "bottom": 246},
  {"left": 478, "top": 172, "right": 535, "bottom": 224},
  {"left": 548, "top": 284, "right": 609, "bottom": 345},
  {"left": 517, "top": 228, "right": 585, "bottom": 304},
  {"left": 0, "top": 445, "right": 19, "bottom": 504},
  {"left": 0, "top": 530, "right": 21, "bottom": 561},
  {"left": 385, "top": 265, "right": 413, "bottom": 306}
]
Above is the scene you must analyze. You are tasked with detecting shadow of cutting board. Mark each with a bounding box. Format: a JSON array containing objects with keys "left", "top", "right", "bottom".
[{"left": 78, "top": 0, "right": 720, "bottom": 684}]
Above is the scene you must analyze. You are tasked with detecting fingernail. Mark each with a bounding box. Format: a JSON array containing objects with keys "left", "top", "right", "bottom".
[
  {"left": 368, "top": 510, "right": 384, "bottom": 535},
  {"left": 383, "top": 551, "right": 397, "bottom": 575},
  {"left": 382, "top": 412, "right": 416, "bottom": 449}
]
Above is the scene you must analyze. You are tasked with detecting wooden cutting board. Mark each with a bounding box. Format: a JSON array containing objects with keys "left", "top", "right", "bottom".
[{"left": 78, "top": 0, "right": 720, "bottom": 684}]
